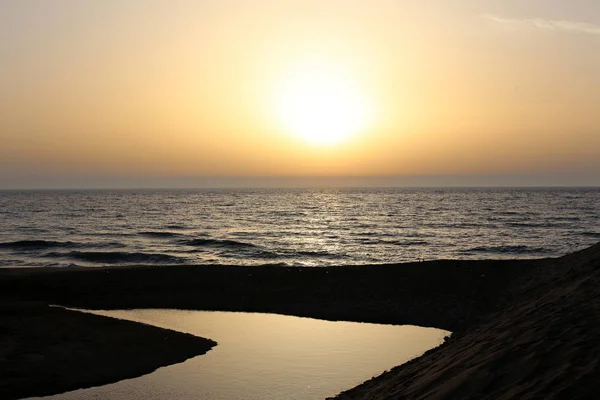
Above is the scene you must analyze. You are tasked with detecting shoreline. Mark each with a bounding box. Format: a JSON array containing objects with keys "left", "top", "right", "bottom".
[
  {"left": 0, "top": 258, "right": 543, "bottom": 332},
  {"left": 1, "top": 242, "right": 599, "bottom": 398}
]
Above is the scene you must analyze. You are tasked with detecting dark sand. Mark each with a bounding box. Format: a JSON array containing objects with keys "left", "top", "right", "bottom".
[
  {"left": 1, "top": 242, "right": 599, "bottom": 399},
  {"left": 0, "top": 303, "right": 216, "bottom": 400},
  {"left": 332, "top": 243, "right": 600, "bottom": 399}
]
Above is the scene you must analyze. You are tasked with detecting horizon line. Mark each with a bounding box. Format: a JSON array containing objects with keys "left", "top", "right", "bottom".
[
  {"left": 2, "top": 185, "right": 600, "bottom": 191},
  {"left": 2, "top": 173, "right": 600, "bottom": 190}
]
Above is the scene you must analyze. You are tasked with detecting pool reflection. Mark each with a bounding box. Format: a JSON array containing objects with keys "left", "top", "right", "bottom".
[{"left": 36, "top": 310, "right": 449, "bottom": 400}]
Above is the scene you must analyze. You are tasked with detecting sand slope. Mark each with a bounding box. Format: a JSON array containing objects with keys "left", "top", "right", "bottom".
[{"left": 332, "top": 243, "right": 600, "bottom": 399}]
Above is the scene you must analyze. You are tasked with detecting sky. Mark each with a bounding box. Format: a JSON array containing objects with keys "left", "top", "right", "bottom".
[{"left": 1, "top": 0, "right": 599, "bottom": 188}]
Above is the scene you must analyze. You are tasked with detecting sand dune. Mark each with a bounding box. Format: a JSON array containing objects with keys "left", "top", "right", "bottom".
[{"left": 332, "top": 243, "right": 600, "bottom": 399}]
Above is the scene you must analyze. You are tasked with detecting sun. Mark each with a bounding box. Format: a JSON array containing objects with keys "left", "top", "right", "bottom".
[{"left": 274, "top": 60, "right": 372, "bottom": 145}]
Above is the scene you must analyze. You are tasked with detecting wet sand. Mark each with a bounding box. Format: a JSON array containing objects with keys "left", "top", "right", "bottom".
[{"left": 1, "top": 242, "right": 599, "bottom": 399}]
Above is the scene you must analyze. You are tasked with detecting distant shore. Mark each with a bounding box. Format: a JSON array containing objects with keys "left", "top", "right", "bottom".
[{"left": 1, "top": 243, "right": 599, "bottom": 399}]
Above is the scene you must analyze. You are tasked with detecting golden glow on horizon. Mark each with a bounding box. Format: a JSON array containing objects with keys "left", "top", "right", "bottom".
[
  {"left": 273, "top": 59, "right": 373, "bottom": 145},
  {"left": 1, "top": 0, "right": 600, "bottom": 186}
]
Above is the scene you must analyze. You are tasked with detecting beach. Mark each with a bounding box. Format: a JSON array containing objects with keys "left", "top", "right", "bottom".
[
  {"left": 333, "top": 241, "right": 600, "bottom": 399},
  {"left": 1, "top": 242, "right": 599, "bottom": 398},
  {"left": 0, "top": 302, "right": 215, "bottom": 400}
]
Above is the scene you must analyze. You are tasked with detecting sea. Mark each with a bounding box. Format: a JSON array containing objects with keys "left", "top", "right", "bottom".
[{"left": 1, "top": 188, "right": 599, "bottom": 268}]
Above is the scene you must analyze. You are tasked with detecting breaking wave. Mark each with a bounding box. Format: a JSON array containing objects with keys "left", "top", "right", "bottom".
[{"left": 43, "top": 251, "right": 184, "bottom": 264}]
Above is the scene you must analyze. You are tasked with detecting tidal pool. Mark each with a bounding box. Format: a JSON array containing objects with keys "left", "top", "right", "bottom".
[{"left": 33, "top": 310, "right": 449, "bottom": 400}]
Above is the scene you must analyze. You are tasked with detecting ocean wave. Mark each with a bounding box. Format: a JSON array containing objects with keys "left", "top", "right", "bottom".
[
  {"left": 138, "top": 231, "right": 184, "bottom": 238},
  {"left": 0, "top": 240, "right": 80, "bottom": 250},
  {"left": 181, "top": 238, "right": 258, "bottom": 249},
  {"left": 165, "top": 224, "right": 189, "bottom": 230},
  {"left": 350, "top": 231, "right": 397, "bottom": 237},
  {"left": 95, "top": 241, "right": 127, "bottom": 248},
  {"left": 462, "top": 245, "right": 550, "bottom": 255},
  {"left": 505, "top": 222, "right": 564, "bottom": 228},
  {"left": 295, "top": 250, "right": 340, "bottom": 259},
  {"left": 0, "top": 259, "right": 26, "bottom": 266},
  {"left": 43, "top": 251, "right": 184, "bottom": 264},
  {"left": 581, "top": 232, "right": 600, "bottom": 238},
  {"left": 356, "top": 238, "right": 429, "bottom": 246},
  {"left": 220, "top": 248, "right": 340, "bottom": 261},
  {"left": 270, "top": 211, "right": 307, "bottom": 217},
  {"left": 230, "top": 231, "right": 266, "bottom": 238},
  {"left": 550, "top": 216, "right": 581, "bottom": 222},
  {"left": 0, "top": 239, "right": 126, "bottom": 250},
  {"left": 211, "top": 246, "right": 282, "bottom": 260},
  {"left": 16, "top": 227, "right": 49, "bottom": 233},
  {"left": 246, "top": 250, "right": 282, "bottom": 259}
]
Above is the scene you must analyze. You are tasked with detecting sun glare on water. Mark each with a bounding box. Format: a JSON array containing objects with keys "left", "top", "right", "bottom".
[{"left": 274, "top": 60, "right": 373, "bottom": 145}]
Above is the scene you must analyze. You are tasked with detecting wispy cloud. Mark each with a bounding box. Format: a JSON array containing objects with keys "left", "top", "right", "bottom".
[{"left": 483, "top": 14, "right": 600, "bottom": 36}]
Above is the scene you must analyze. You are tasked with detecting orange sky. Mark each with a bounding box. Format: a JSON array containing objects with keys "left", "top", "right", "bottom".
[{"left": 1, "top": 0, "right": 599, "bottom": 188}]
